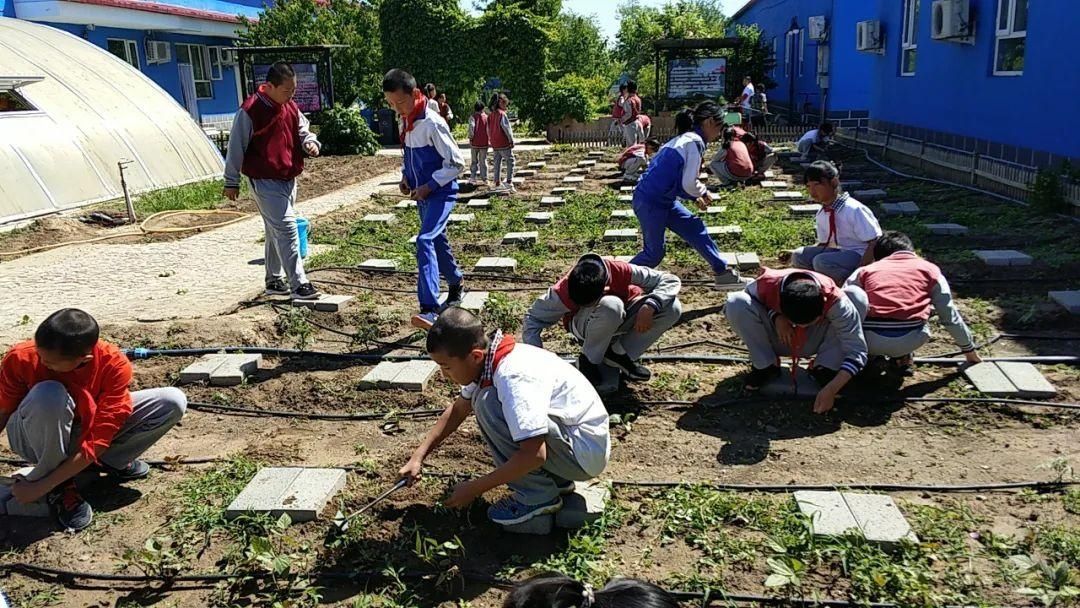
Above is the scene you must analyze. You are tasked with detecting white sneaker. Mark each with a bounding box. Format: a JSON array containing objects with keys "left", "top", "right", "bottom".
[{"left": 712, "top": 268, "right": 742, "bottom": 290}]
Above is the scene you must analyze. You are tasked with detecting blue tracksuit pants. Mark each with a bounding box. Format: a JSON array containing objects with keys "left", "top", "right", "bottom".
[
  {"left": 629, "top": 194, "right": 728, "bottom": 274},
  {"left": 416, "top": 195, "right": 463, "bottom": 311}
]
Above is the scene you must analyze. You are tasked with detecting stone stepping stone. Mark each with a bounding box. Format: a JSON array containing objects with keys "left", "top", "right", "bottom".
[
  {"left": 763, "top": 170, "right": 778, "bottom": 178},
  {"left": 180, "top": 353, "right": 261, "bottom": 386},
  {"left": 511, "top": 177, "right": 525, "bottom": 186},
  {"left": 704, "top": 205, "right": 727, "bottom": 215},
  {"left": 1049, "top": 290, "right": 1080, "bottom": 315},
  {"left": 459, "top": 291, "right": 489, "bottom": 313},
  {"left": 362, "top": 213, "right": 397, "bottom": 224},
  {"left": 408, "top": 235, "right": 417, "bottom": 244},
  {"left": 853, "top": 188, "right": 888, "bottom": 201},
  {"left": 706, "top": 225, "right": 742, "bottom": 236},
  {"left": 973, "top": 250, "right": 1032, "bottom": 266},
  {"left": 474, "top": 257, "right": 517, "bottom": 272},
  {"left": 503, "top": 231, "right": 538, "bottom": 245},
  {"left": 466, "top": 198, "right": 490, "bottom": 209},
  {"left": 778, "top": 151, "right": 802, "bottom": 159},
  {"left": 448, "top": 213, "right": 474, "bottom": 224},
  {"left": 526, "top": 161, "right": 546, "bottom": 169},
  {"left": 603, "top": 228, "right": 638, "bottom": 242},
  {"left": 226, "top": 467, "right": 347, "bottom": 523},
  {"left": 963, "top": 361, "right": 1056, "bottom": 398},
  {"left": 617, "top": 195, "right": 634, "bottom": 203},
  {"left": 718, "top": 251, "right": 761, "bottom": 271},
  {"left": 760, "top": 365, "right": 819, "bottom": 398},
  {"left": 516, "top": 169, "right": 537, "bottom": 177},
  {"left": 840, "top": 180, "right": 863, "bottom": 190},
  {"left": 789, "top": 204, "right": 822, "bottom": 216},
  {"left": 555, "top": 481, "right": 610, "bottom": 529},
  {"left": 501, "top": 514, "right": 554, "bottom": 535},
  {"left": 552, "top": 187, "right": 577, "bottom": 194},
  {"left": 924, "top": 223, "right": 968, "bottom": 236},
  {"left": 577, "top": 160, "right": 597, "bottom": 167},
  {"left": 610, "top": 209, "right": 635, "bottom": 219},
  {"left": 569, "top": 168, "right": 589, "bottom": 175},
  {"left": 620, "top": 185, "right": 635, "bottom": 192},
  {"left": 360, "top": 360, "right": 440, "bottom": 391},
  {"left": 562, "top": 176, "right": 586, "bottom": 183},
  {"left": 358, "top": 258, "right": 398, "bottom": 271},
  {"left": 761, "top": 181, "right": 789, "bottom": 188},
  {"left": 525, "top": 211, "right": 553, "bottom": 224},
  {"left": 795, "top": 491, "right": 918, "bottom": 546},
  {"left": 0, "top": 466, "right": 50, "bottom": 517},
  {"left": 881, "top": 201, "right": 920, "bottom": 216},
  {"left": 540, "top": 196, "right": 565, "bottom": 207},
  {"left": 587, "top": 151, "right": 604, "bottom": 158},
  {"left": 291, "top": 294, "right": 354, "bottom": 312},
  {"left": 773, "top": 191, "right": 805, "bottom": 200},
  {"left": 394, "top": 200, "right": 417, "bottom": 209}
]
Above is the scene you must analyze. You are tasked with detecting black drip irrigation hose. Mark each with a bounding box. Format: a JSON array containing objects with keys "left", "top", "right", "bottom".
[
  {"left": 269, "top": 303, "right": 426, "bottom": 351},
  {"left": 613, "top": 479, "right": 1078, "bottom": 493},
  {"left": 187, "top": 401, "right": 443, "bottom": 421}
]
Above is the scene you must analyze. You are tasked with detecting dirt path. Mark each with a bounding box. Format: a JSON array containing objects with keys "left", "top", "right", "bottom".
[{"left": 0, "top": 170, "right": 402, "bottom": 344}]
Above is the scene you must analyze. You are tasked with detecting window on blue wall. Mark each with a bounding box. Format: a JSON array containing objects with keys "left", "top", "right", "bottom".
[
  {"left": 106, "top": 38, "right": 139, "bottom": 70},
  {"left": 176, "top": 43, "right": 213, "bottom": 99},
  {"left": 994, "top": 0, "right": 1026, "bottom": 75},
  {"left": 208, "top": 47, "right": 223, "bottom": 81},
  {"left": 770, "top": 37, "right": 777, "bottom": 79},
  {"left": 901, "top": 0, "right": 919, "bottom": 75}
]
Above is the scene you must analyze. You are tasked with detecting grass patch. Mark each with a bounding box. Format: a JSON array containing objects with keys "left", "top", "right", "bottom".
[{"left": 133, "top": 178, "right": 245, "bottom": 216}]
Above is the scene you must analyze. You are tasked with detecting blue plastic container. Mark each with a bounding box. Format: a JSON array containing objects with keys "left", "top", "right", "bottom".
[{"left": 296, "top": 217, "right": 310, "bottom": 258}]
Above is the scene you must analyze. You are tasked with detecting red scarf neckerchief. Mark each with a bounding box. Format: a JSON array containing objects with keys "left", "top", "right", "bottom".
[
  {"left": 479, "top": 330, "right": 517, "bottom": 388},
  {"left": 821, "top": 192, "right": 849, "bottom": 247},
  {"left": 400, "top": 89, "right": 428, "bottom": 137},
  {"left": 779, "top": 273, "right": 824, "bottom": 391}
]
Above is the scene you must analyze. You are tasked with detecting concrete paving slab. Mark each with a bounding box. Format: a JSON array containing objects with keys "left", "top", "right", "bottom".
[
  {"left": 551, "top": 187, "right": 577, "bottom": 194},
  {"left": 790, "top": 204, "right": 822, "bottom": 215},
  {"left": 1049, "top": 290, "right": 1080, "bottom": 315},
  {"left": 448, "top": 213, "right": 475, "bottom": 223},
  {"left": 706, "top": 225, "right": 742, "bottom": 236},
  {"left": 360, "top": 362, "right": 406, "bottom": 389},
  {"left": 394, "top": 200, "right": 417, "bottom": 209},
  {"left": 795, "top": 490, "right": 860, "bottom": 536},
  {"left": 179, "top": 354, "right": 230, "bottom": 384},
  {"left": 526, "top": 161, "right": 546, "bottom": 169},
  {"left": 843, "top": 492, "right": 918, "bottom": 545},
  {"left": 610, "top": 209, "right": 635, "bottom": 218},
  {"left": 562, "top": 176, "right": 586, "bottom": 183},
  {"left": 704, "top": 206, "right": 727, "bottom": 215},
  {"left": 973, "top": 250, "right": 1033, "bottom": 267},
  {"left": 361, "top": 213, "right": 397, "bottom": 224},
  {"left": 390, "top": 360, "right": 439, "bottom": 391},
  {"left": 617, "top": 195, "right": 633, "bottom": 203},
  {"left": 501, "top": 514, "right": 554, "bottom": 535},
  {"left": 292, "top": 294, "right": 354, "bottom": 312},
  {"left": 511, "top": 177, "right": 525, "bottom": 185},
  {"left": 226, "top": 467, "right": 347, "bottom": 523},
  {"left": 773, "top": 191, "right": 805, "bottom": 200},
  {"left": 760, "top": 366, "right": 819, "bottom": 398},
  {"left": 603, "top": 228, "right": 638, "bottom": 241},
  {"left": 761, "top": 181, "right": 789, "bottom": 188},
  {"left": 578, "top": 160, "right": 597, "bottom": 167},
  {"left": 503, "top": 231, "right": 538, "bottom": 245},
  {"left": 840, "top": 181, "right": 863, "bottom": 190},
  {"left": 540, "top": 196, "right": 565, "bottom": 207},
  {"left": 208, "top": 353, "right": 262, "bottom": 387},
  {"left": 466, "top": 198, "right": 491, "bottom": 209},
  {"left": 853, "top": 189, "right": 888, "bottom": 201},
  {"left": 924, "top": 223, "right": 968, "bottom": 236},
  {"left": 963, "top": 362, "right": 1017, "bottom": 396},
  {"left": 515, "top": 169, "right": 537, "bottom": 177},
  {"left": 358, "top": 259, "right": 398, "bottom": 271},
  {"left": 525, "top": 212, "right": 553, "bottom": 224},
  {"left": 556, "top": 481, "right": 609, "bottom": 529},
  {"left": 459, "top": 291, "right": 489, "bottom": 313},
  {"left": 881, "top": 201, "right": 920, "bottom": 216},
  {"left": 996, "top": 361, "right": 1057, "bottom": 398},
  {"left": 474, "top": 257, "right": 518, "bottom": 272},
  {"left": 620, "top": 185, "right": 635, "bottom": 192}
]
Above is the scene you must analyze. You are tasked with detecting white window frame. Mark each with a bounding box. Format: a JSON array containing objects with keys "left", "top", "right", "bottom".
[
  {"left": 208, "top": 46, "right": 223, "bottom": 80},
  {"left": 901, "top": 0, "right": 918, "bottom": 76},
  {"left": 994, "top": 0, "right": 1027, "bottom": 75},
  {"left": 785, "top": 29, "right": 802, "bottom": 77},
  {"left": 770, "top": 37, "right": 777, "bottom": 78},
  {"left": 783, "top": 34, "right": 790, "bottom": 76},
  {"left": 106, "top": 38, "right": 140, "bottom": 69},
  {"left": 175, "top": 43, "right": 214, "bottom": 99},
  {"left": 798, "top": 28, "right": 804, "bottom": 77}
]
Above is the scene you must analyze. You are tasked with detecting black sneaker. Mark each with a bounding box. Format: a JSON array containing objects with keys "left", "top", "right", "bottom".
[
  {"left": 94, "top": 459, "right": 150, "bottom": 481},
  {"left": 264, "top": 279, "right": 289, "bottom": 296},
  {"left": 744, "top": 365, "right": 781, "bottom": 391},
  {"left": 47, "top": 480, "right": 93, "bottom": 531},
  {"left": 809, "top": 366, "right": 838, "bottom": 388},
  {"left": 577, "top": 354, "right": 602, "bottom": 385},
  {"left": 443, "top": 283, "right": 465, "bottom": 309},
  {"left": 291, "top": 283, "right": 321, "bottom": 300},
  {"left": 602, "top": 347, "right": 652, "bottom": 381}
]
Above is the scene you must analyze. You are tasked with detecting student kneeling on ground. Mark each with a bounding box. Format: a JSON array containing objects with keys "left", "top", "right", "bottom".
[
  {"left": 796, "top": 121, "right": 835, "bottom": 161},
  {"left": 0, "top": 309, "right": 186, "bottom": 530},
  {"left": 791, "top": 161, "right": 882, "bottom": 284},
  {"left": 724, "top": 269, "right": 868, "bottom": 414},
  {"left": 523, "top": 253, "right": 682, "bottom": 386},
  {"left": 617, "top": 138, "right": 661, "bottom": 183},
  {"left": 399, "top": 308, "right": 610, "bottom": 527},
  {"left": 844, "top": 230, "right": 981, "bottom": 387}
]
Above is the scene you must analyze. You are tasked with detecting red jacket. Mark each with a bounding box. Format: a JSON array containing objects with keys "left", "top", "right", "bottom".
[
  {"left": 622, "top": 94, "right": 642, "bottom": 124},
  {"left": 240, "top": 92, "right": 305, "bottom": 181},
  {"left": 553, "top": 259, "right": 643, "bottom": 329},
  {"left": 858, "top": 251, "right": 943, "bottom": 321},
  {"left": 617, "top": 143, "right": 646, "bottom": 168},
  {"left": 488, "top": 108, "right": 512, "bottom": 149},
  {"left": 754, "top": 268, "right": 842, "bottom": 318},
  {"left": 469, "top": 111, "right": 489, "bottom": 148},
  {"left": 0, "top": 340, "right": 133, "bottom": 463}
]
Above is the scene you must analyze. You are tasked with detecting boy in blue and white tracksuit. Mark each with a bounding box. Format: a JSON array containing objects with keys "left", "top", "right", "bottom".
[
  {"left": 383, "top": 69, "right": 466, "bottom": 328},
  {"left": 629, "top": 112, "right": 741, "bottom": 288}
]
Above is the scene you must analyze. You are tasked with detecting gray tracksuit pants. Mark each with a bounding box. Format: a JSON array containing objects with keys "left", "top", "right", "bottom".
[
  {"left": 492, "top": 148, "right": 515, "bottom": 185},
  {"left": 843, "top": 284, "right": 931, "bottom": 357},
  {"left": 470, "top": 148, "right": 489, "bottom": 182},
  {"left": 6, "top": 381, "right": 187, "bottom": 481},
  {"left": 570, "top": 296, "right": 682, "bottom": 365},
  {"left": 251, "top": 178, "right": 308, "bottom": 291},
  {"left": 471, "top": 386, "right": 595, "bottom": 505},
  {"left": 792, "top": 246, "right": 864, "bottom": 284}
]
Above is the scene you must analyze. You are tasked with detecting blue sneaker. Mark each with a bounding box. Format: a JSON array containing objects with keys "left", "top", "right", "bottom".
[
  {"left": 410, "top": 310, "right": 438, "bottom": 330},
  {"left": 488, "top": 496, "right": 562, "bottom": 526}
]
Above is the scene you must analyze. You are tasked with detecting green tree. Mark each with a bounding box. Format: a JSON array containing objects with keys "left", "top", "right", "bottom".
[
  {"left": 614, "top": 0, "right": 728, "bottom": 77},
  {"left": 549, "top": 12, "right": 613, "bottom": 82},
  {"left": 478, "top": 0, "right": 561, "bottom": 18},
  {"left": 725, "top": 23, "right": 777, "bottom": 101},
  {"left": 474, "top": 2, "right": 552, "bottom": 128},
  {"left": 238, "top": 0, "right": 382, "bottom": 106}
]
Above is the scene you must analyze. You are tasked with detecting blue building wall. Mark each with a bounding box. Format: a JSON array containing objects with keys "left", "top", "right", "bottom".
[
  {"left": 732, "top": 0, "right": 1080, "bottom": 167},
  {"left": 1, "top": 0, "right": 14, "bottom": 17}
]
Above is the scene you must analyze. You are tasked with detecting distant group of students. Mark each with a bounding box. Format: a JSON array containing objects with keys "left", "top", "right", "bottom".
[{"left": 611, "top": 81, "right": 652, "bottom": 147}]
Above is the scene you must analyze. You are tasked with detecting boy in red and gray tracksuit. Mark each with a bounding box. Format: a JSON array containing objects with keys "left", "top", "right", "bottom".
[
  {"left": 468, "top": 102, "right": 490, "bottom": 185},
  {"left": 488, "top": 92, "right": 515, "bottom": 192},
  {"left": 843, "top": 231, "right": 981, "bottom": 368}
]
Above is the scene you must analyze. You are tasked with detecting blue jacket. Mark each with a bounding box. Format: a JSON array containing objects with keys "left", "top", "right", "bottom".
[
  {"left": 402, "top": 109, "right": 464, "bottom": 197},
  {"left": 634, "top": 129, "right": 708, "bottom": 204}
]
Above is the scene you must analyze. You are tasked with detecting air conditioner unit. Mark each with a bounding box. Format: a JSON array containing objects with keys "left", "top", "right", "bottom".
[
  {"left": 808, "top": 16, "right": 827, "bottom": 41},
  {"left": 856, "top": 20, "right": 883, "bottom": 53},
  {"left": 219, "top": 48, "right": 237, "bottom": 65},
  {"left": 931, "top": 0, "right": 974, "bottom": 42},
  {"left": 145, "top": 40, "right": 171, "bottom": 64}
]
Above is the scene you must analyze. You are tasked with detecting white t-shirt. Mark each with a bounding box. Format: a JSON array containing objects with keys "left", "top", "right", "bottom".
[
  {"left": 741, "top": 83, "right": 755, "bottom": 109},
  {"left": 814, "top": 194, "right": 882, "bottom": 254},
  {"left": 799, "top": 129, "right": 820, "bottom": 147},
  {"left": 461, "top": 343, "right": 610, "bottom": 476},
  {"left": 426, "top": 98, "right": 440, "bottom": 114}
]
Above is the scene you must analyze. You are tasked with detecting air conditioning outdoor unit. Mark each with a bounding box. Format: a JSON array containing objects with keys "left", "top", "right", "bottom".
[
  {"left": 808, "top": 16, "right": 827, "bottom": 41},
  {"left": 931, "top": 0, "right": 975, "bottom": 42},
  {"left": 856, "top": 20, "right": 883, "bottom": 53},
  {"left": 145, "top": 40, "right": 171, "bottom": 64},
  {"left": 219, "top": 48, "right": 237, "bottom": 65}
]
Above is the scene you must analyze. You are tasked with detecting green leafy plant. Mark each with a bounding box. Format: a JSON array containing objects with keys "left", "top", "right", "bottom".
[
  {"left": 764, "top": 555, "right": 806, "bottom": 590},
  {"left": 320, "top": 104, "right": 380, "bottom": 156},
  {"left": 1011, "top": 555, "right": 1080, "bottom": 607},
  {"left": 276, "top": 306, "right": 315, "bottom": 350},
  {"left": 1030, "top": 165, "right": 1069, "bottom": 213},
  {"left": 481, "top": 291, "right": 525, "bottom": 333},
  {"left": 121, "top": 536, "right": 184, "bottom": 578}
]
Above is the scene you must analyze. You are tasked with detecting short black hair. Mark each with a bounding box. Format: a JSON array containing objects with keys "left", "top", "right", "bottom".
[
  {"left": 644, "top": 137, "right": 661, "bottom": 151},
  {"left": 804, "top": 160, "right": 840, "bottom": 184},
  {"left": 873, "top": 230, "right": 914, "bottom": 260},
  {"left": 35, "top": 308, "right": 99, "bottom": 358},
  {"left": 426, "top": 307, "right": 488, "bottom": 358},
  {"left": 567, "top": 258, "right": 607, "bottom": 307},
  {"left": 619, "top": 83, "right": 628, "bottom": 92},
  {"left": 780, "top": 276, "right": 825, "bottom": 325},
  {"left": 474, "top": 101, "right": 485, "bottom": 112},
  {"left": 503, "top": 574, "right": 679, "bottom": 608},
  {"left": 266, "top": 61, "right": 295, "bottom": 86},
  {"left": 382, "top": 69, "right": 416, "bottom": 94},
  {"left": 626, "top": 80, "right": 638, "bottom": 94},
  {"left": 424, "top": 82, "right": 436, "bottom": 96},
  {"left": 820, "top": 121, "right": 835, "bottom": 135}
]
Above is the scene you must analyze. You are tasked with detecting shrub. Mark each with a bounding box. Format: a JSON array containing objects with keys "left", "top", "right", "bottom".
[
  {"left": 535, "top": 74, "right": 600, "bottom": 128},
  {"left": 318, "top": 104, "right": 380, "bottom": 156}
]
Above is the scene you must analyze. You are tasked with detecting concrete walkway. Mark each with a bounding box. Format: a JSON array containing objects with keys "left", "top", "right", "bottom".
[{"left": 0, "top": 171, "right": 400, "bottom": 343}]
